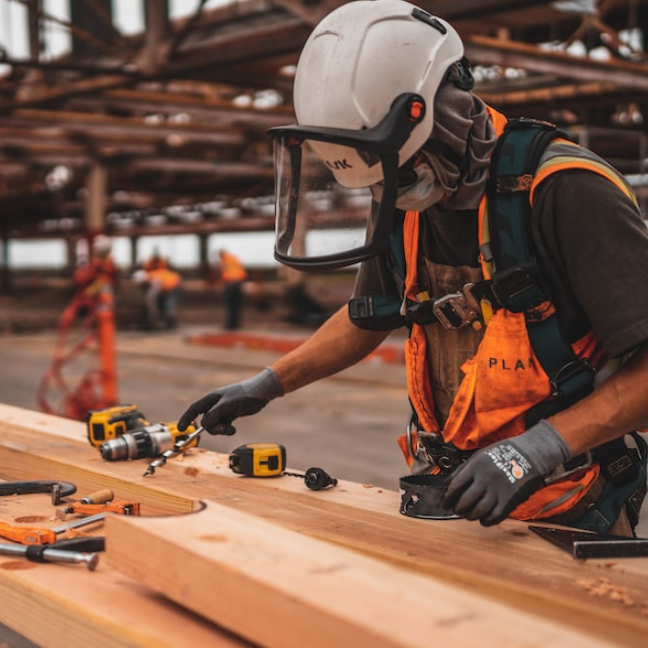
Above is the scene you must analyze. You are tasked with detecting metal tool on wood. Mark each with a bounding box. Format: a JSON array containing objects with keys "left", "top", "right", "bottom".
[
  {"left": 55, "top": 488, "right": 140, "bottom": 519},
  {"left": 529, "top": 525, "right": 648, "bottom": 559},
  {"left": 0, "top": 542, "right": 100, "bottom": 571},
  {"left": 0, "top": 480, "right": 77, "bottom": 506},
  {"left": 143, "top": 426, "right": 204, "bottom": 476},
  {"left": 0, "top": 512, "right": 106, "bottom": 545}
]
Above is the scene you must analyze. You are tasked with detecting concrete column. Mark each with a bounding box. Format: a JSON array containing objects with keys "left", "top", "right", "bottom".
[
  {"left": 65, "top": 237, "right": 77, "bottom": 273},
  {"left": 199, "top": 233, "right": 209, "bottom": 277},
  {"left": 142, "top": 0, "right": 170, "bottom": 73},
  {"left": 130, "top": 236, "right": 139, "bottom": 269},
  {"left": 85, "top": 163, "right": 108, "bottom": 235},
  {"left": 0, "top": 232, "right": 10, "bottom": 293}
]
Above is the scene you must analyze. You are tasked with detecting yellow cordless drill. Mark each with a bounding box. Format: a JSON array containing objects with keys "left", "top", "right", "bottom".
[{"left": 98, "top": 421, "right": 198, "bottom": 461}]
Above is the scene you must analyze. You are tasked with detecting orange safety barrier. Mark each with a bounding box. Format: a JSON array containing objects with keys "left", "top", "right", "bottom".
[{"left": 38, "top": 258, "right": 118, "bottom": 420}]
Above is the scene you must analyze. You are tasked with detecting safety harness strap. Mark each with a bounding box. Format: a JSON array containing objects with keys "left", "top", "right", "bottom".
[{"left": 487, "top": 118, "right": 595, "bottom": 404}]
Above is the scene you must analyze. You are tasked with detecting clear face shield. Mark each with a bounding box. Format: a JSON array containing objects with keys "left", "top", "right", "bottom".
[{"left": 269, "top": 94, "right": 427, "bottom": 271}]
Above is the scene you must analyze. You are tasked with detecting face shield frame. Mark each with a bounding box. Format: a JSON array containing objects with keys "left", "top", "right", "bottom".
[{"left": 268, "top": 93, "right": 426, "bottom": 271}]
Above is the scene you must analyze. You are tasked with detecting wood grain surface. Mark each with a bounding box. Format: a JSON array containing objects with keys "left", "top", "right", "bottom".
[{"left": 0, "top": 403, "right": 646, "bottom": 648}]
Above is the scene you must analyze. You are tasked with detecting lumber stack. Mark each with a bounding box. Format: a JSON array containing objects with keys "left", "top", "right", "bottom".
[{"left": 0, "top": 402, "right": 646, "bottom": 648}]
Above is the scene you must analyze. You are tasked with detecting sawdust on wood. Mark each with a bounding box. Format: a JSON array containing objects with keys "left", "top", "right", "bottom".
[{"left": 576, "top": 577, "right": 636, "bottom": 607}]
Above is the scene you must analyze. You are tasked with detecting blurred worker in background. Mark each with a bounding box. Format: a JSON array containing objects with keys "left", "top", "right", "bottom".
[
  {"left": 72, "top": 234, "right": 118, "bottom": 297},
  {"left": 178, "top": 1, "right": 648, "bottom": 536},
  {"left": 143, "top": 249, "right": 168, "bottom": 272},
  {"left": 211, "top": 249, "right": 248, "bottom": 330},
  {"left": 133, "top": 252, "right": 182, "bottom": 330}
]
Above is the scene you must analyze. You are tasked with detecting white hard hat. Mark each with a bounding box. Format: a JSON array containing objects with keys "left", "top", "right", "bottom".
[
  {"left": 92, "top": 234, "right": 112, "bottom": 257},
  {"left": 293, "top": 0, "right": 465, "bottom": 188}
]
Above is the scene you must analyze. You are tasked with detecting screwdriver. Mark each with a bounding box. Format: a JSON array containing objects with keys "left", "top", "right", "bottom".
[{"left": 0, "top": 542, "right": 100, "bottom": 571}]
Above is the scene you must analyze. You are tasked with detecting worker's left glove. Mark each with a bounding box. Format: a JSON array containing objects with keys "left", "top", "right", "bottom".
[
  {"left": 442, "top": 420, "right": 572, "bottom": 526},
  {"left": 178, "top": 367, "right": 284, "bottom": 435}
]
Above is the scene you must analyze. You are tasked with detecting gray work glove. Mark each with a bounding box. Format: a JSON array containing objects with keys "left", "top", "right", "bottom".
[
  {"left": 177, "top": 367, "right": 284, "bottom": 435},
  {"left": 442, "top": 419, "right": 572, "bottom": 526}
]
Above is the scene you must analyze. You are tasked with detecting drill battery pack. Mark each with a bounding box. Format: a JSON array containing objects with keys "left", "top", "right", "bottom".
[{"left": 86, "top": 404, "right": 149, "bottom": 447}]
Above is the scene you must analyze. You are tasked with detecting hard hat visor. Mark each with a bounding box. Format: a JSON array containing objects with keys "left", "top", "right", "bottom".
[{"left": 269, "top": 93, "right": 425, "bottom": 271}]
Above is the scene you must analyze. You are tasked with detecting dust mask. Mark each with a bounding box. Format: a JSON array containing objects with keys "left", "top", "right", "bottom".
[{"left": 371, "top": 159, "right": 445, "bottom": 212}]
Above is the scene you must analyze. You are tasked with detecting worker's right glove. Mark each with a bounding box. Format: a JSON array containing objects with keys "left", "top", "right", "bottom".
[{"left": 177, "top": 367, "right": 284, "bottom": 435}]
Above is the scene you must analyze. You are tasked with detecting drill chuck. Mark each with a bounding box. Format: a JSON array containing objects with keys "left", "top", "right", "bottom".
[{"left": 99, "top": 424, "right": 175, "bottom": 461}]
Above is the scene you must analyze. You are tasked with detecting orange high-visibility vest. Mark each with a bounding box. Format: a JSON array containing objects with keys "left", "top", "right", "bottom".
[
  {"left": 147, "top": 267, "right": 181, "bottom": 291},
  {"left": 401, "top": 107, "right": 639, "bottom": 521},
  {"left": 220, "top": 252, "right": 248, "bottom": 283}
]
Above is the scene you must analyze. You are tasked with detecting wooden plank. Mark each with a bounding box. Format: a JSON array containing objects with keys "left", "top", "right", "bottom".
[
  {"left": 0, "top": 551, "right": 247, "bottom": 648},
  {"left": 106, "top": 501, "right": 624, "bottom": 648},
  {"left": 0, "top": 491, "right": 245, "bottom": 648},
  {"left": 0, "top": 403, "right": 647, "bottom": 648}
]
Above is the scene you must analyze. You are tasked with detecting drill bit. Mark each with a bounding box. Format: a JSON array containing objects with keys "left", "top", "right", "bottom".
[{"left": 143, "top": 426, "right": 204, "bottom": 477}]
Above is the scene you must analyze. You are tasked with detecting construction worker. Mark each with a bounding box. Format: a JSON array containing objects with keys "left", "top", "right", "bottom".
[
  {"left": 133, "top": 253, "right": 182, "bottom": 330},
  {"left": 71, "top": 234, "right": 118, "bottom": 295},
  {"left": 213, "top": 249, "right": 248, "bottom": 330},
  {"left": 179, "top": 1, "right": 648, "bottom": 536}
]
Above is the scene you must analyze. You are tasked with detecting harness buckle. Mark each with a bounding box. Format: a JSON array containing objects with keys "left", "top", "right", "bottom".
[
  {"left": 549, "top": 358, "right": 594, "bottom": 399},
  {"left": 406, "top": 414, "right": 472, "bottom": 475},
  {"left": 432, "top": 283, "right": 482, "bottom": 330},
  {"left": 491, "top": 265, "right": 546, "bottom": 313}
]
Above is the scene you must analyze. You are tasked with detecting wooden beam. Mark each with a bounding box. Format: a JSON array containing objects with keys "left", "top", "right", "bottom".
[
  {"left": 0, "top": 109, "right": 246, "bottom": 145},
  {"left": 0, "top": 540, "right": 246, "bottom": 648},
  {"left": 0, "top": 403, "right": 647, "bottom": 648},
  {"left": 417, "top": 0, "right": 556, "bottom": 21},
  {"left": 0, "top": 75, "right": 133, "bottom": 112},
  {"left": 124, "top": 158, "right": 274, "bottom": 177},
  {"left": 106, "top": 501, "right": 623, "bottom": 648},
  {"left": 81, "top": 87, "right": 295, "bottom": 123},
  {"left": 85, "top": 162, "right": 107, "bottom": 233},
  {"left": 465, "top": 34, "right": 648, "bottom": 91},
  {"left": 77, "top": 0, "right": 125, "bottom": 43},
  {"left": 167, "top": 13, "right": 311, "bottom": 73},
  {"left": 142, "top": 0, "right": 171, "bottom": 73},
  {"left": 0, "top": 215, "right": 277, "bottom": 240},
  {"left": 478, "top": 80, "right": 624, "bottom": 106}
]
